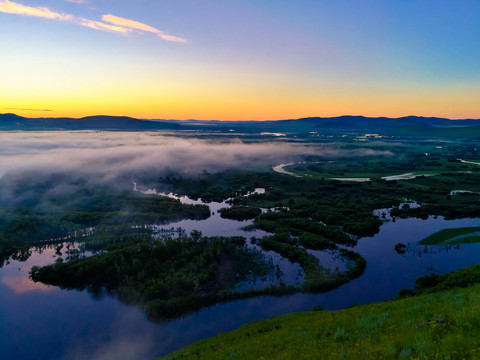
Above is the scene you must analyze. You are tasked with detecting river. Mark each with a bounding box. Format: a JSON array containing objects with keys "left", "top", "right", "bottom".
[{"left": 1, "top": 201, "right": 479, "bottom": 359}]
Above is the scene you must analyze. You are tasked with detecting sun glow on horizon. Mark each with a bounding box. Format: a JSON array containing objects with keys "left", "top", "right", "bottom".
[{"left": 1, "top": 0, "right": 480, "bottom": 120}]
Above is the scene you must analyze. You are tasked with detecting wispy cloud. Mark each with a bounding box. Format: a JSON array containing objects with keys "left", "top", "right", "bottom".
[
  {"left": 0, "top": 0, "right": 73, "bottom": 20},
  {"left": 102, "top": 14, "right": 159, "bottom": 33},
  {"left": 6, "top": 107, "right": 53, "bottom": 112},
  {"left": 0, "top": 0, "right": 186, "bottom": 41},
  {"left": 77, "top": 18, "right": 132, "bottom": 34},
  {"left": 102, "top": 14, "right": 187, "bottom": 43}
]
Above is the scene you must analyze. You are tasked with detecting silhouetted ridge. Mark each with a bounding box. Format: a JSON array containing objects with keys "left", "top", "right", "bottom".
[
  {"left": 0, "top": 113, "right": 25, "bottom": 120},
  {"left": 1, "top": 113, "right": 479, "bottom": 137},
  {"left": 0, "top": 114, "right": 180, "bottom": 130}
]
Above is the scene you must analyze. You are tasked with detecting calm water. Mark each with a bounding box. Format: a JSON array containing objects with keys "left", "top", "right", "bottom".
[{"left": 1, "top": 211, "right": 479, "bottom": 359}]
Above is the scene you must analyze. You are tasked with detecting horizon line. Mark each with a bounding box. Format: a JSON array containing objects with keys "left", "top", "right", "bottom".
[{"left": 2, "top": 112, "right": 479, "bottom": 122}]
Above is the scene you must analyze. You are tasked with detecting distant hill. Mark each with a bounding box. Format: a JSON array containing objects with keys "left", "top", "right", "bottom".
[
  {"left": 301, "top": 115, "right": 480, "bottom": 135},
  {"left": 0, "top": 113, "right": 180, "bottom": 131},
  {"left": 1, "top": 113, "right": 479, "bottom": 137}
]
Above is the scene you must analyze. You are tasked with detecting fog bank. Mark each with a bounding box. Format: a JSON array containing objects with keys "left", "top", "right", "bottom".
[{"left": 0, "top": 131, "right": 392, "bottom": 182}]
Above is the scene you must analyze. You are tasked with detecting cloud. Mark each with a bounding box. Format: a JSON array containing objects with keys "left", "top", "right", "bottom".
[
  {"left": 65, "top": 312, "right": 156, "bottom": 360},
  {"left": 102, "top": 14, "right": 187, "bottom": 43},
  {"left": 0, "top": 131, "right": 393, "bottom": 228},
  {"left": 0, "top": 132, "right": 393, "bottom": 184},
  {"left": 66, "top": 334, "right": 155, "bottom": 360},
  {"left": 0, "top": 0, "right": 186, "bottom": 41},
  {"left": 102, "top": 14, "right": 160, "bottom": 34},
  {"left": 0, "top": 0, "right": 73, "bottom": 20},
  {"left": 0, "top": 132, "right": 310, "bottom": 180},
  {"left": 6, "top": 107, "right": 53, "bottom": 112},
  {"left": 2, "top": 274, "right": 54, "bottom": 294},
  {"left": 77, "top": 18, "right": 132, "bottom": 34}
]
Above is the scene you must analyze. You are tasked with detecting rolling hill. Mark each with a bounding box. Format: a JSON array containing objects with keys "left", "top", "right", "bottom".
[{"left": 1, "top": 113, "right": 479, "bottom": 137}]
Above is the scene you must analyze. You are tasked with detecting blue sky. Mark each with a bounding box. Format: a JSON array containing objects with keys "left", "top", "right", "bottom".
[{"left": 1, "top": 0, "right": 479, "bottom": 119}]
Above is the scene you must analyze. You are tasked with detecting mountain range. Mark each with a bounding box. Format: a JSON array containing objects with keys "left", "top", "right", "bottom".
[{"left": 1, "top": 113, "right": 479, "bottom": 137}]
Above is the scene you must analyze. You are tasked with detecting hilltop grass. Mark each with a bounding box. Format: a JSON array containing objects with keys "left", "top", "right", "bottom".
[
  {"left": 159, "top": 285, "right": 480, "bottom": 360},
  {"left": 420, "top": 227, "right": 480, "bottom": 245}
]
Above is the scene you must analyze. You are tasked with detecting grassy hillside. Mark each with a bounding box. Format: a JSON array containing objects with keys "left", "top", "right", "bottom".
[{"left": 160, "top": 284, "right": 480, "bottom": 359}]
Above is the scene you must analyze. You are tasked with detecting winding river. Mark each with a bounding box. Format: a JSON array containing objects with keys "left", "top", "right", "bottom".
[{"left": 1, "top": 196, "right": 480, "bottom": 359}]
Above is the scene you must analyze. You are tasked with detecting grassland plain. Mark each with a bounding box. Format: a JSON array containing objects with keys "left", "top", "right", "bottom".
[{"left": 159, "top": 284, "right": 480, "bottom": 360}]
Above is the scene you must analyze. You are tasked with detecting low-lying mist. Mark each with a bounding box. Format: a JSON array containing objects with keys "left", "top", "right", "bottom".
[
  {"left": 0, "top": 131, "right": 391, "bottom": 179},
  {"left": 0, "top": 131, "right": 393, "bottom": 208}
]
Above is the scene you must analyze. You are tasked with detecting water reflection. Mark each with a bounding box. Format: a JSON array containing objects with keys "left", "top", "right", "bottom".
[
  {"left": 2, "top": 274, "right": 53, "bottom": 294},
  {"left": 1, "top": 214, "right": 480, "bottom": 359},
  {"left": 0, "top": 243, "right": 91, "bottom": 294},
  {"left": 146, "top": 188, "right": 306, "bottom": 287}
]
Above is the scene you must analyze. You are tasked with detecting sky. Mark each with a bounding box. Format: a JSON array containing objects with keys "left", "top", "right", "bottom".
[{"left": 1, "top": 0, "right": 479, "bottom": 120}]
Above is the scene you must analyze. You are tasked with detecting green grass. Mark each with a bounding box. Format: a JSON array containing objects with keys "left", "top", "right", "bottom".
[
  {"left": 159, "top": 285, "right": 480, "bottom": 360},
  {"left": 420, "top": 227, "right": 480, "bottom": 245}
]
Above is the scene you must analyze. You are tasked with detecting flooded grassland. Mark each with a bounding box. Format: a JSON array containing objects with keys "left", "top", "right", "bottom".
[{"left": 1, "top": 131, "right": 479, "bottom": 359}]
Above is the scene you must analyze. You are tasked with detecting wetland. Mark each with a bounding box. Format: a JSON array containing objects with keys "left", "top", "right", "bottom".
[{"left": 0, "top": 127, "right": 479, "bottom": 359}]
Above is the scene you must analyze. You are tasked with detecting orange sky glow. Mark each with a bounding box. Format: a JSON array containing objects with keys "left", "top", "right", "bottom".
[{"left": 1, "top": 0, "right": 479, "bottom": 120}]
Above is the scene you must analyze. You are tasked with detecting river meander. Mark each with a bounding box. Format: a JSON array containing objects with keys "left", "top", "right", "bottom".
[{"left": 1, "top": 201, "right": 479, "bottom": 359}]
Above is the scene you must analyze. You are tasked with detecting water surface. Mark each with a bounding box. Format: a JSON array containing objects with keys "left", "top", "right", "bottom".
[{"left": 1, "top": 213, "right": 479, "bottom": 359}]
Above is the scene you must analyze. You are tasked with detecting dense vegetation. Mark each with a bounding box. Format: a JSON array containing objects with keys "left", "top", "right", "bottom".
[{"left": 219, "top": 205, "right": 262, "bottom": 221}]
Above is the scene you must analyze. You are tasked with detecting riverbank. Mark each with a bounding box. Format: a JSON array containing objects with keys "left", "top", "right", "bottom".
[{"left": 159, "top": 283, "right": 480, "bottom": 359}]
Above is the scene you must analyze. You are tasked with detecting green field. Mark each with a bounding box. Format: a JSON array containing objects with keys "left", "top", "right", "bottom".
[
  {"left": 159, "top": 284, "right": 480, "bottom": 360},
  {"left": 420, "top": 227, "right": 480, "bottom": 245}
]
